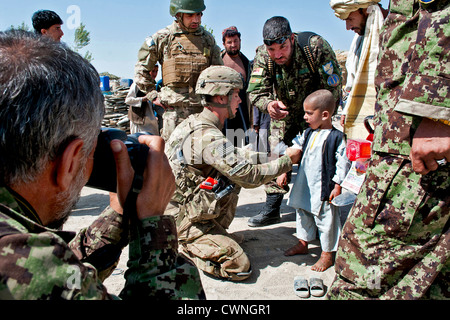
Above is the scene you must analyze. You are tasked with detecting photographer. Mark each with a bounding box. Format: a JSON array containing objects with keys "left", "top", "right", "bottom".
[{"left": 0, "top": 31, "right": 204, "bottom": 300}]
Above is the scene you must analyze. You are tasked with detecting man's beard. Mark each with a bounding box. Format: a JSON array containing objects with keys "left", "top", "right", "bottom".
[
  {"left": 226, "top": 48, "right": 240, "bottom": 57},
  {"left": 353, "top": 27, "right": 365, "bottom": 36},
  {"left": 47, "top": 164, "right": 87, "bottom": 230}
]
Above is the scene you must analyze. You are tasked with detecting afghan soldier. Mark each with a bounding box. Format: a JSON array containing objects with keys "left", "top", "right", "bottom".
[
  {"left": 328, "top": 0, "right": 450, "bottom": 300},
  {"left": 135, "top": 0, "right": 223, "bottom": 141},
  {"left": 247, "top": 16, "right": 342, "bottom": 227},
  {"left": 0, "top": 30, "right": 203, "bottom": 300},
  {"left": 164, "top": 66, "right": 301, "bottom": 281}
]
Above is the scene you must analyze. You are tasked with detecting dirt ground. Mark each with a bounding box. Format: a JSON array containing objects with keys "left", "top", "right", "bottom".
[{"left": 64, "top": 168, "right": 336, "bottom": 301}]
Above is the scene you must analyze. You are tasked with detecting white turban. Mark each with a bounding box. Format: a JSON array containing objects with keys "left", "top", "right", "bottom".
[{"left": 329, "top": 0, "right": 381, "bottom": 20}]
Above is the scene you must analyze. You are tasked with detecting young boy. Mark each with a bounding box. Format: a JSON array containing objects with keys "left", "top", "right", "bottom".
[{"left": 279, "top": 89, "right": 350, "bottom": 272}]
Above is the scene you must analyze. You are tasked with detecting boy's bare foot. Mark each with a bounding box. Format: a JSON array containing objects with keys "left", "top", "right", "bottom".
[
  {"left": 284, "top": 240, "right": 308, "bottom": 256},
  {"left": 311, "top": 251, "right": 334, "bottom": 272}
]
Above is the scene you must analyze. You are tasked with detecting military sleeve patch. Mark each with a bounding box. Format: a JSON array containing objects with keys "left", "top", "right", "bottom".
[
  {"left": 322, "top": 62, "right": 334, "bottom": 75},
  {"left": 215, "top": 141, "right": 235, "bottom": 159},
  {"left": 145, "top": 37, "right": 155, "bottom": 48},
  {"left": 327, "top": 74, "right": 340, "bottom": 87},
  {"left": 228, "top": 160, "right": 248, "bottom": 176},
  {"left": 250, "top": 77, "right": 262, "bottom": 84},
  {"left": 252, "top": 68, "right": 264, "bottom": 76}
]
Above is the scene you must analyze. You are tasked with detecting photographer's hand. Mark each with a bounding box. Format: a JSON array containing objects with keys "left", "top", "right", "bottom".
[
  {"left": 109, "top": 136, "right": 175, "bottom": 219},
  {"left": 136, "top": 135, "right": 175, "bottom": 218}
]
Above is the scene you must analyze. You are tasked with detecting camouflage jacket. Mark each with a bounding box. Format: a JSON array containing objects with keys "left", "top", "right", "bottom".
[
  {"left": 373, "top": 0, "right": 450, "bottom": 156},
  {"left": 329, "top": 0, "right": 450, "bottom": 300},
  {"left": 0, "top": 186, "right": 204, "bottom": 300},
  {"left": 164, "top": 108, "right": 293, "bottom": 240},
  {"left": 248, "top": 34, "right": 342, "bottom": 144},
  {"left": 134, "top": 21, "right": 223, "bottom": 107}
]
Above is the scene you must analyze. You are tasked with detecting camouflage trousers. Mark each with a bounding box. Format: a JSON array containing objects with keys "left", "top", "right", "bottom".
[
  {"left": 165, "top": 188, "right": 251, "bottom": 281},
  {"left": 265, "top": 119, "right": 293, "bottom": 194},
  {"left": 328, "top": 153, "right": 450, "bottom": 300},
  {"left": 179, "top": 222, "right": 251, "bottom": 282},
  {"left": 264, "top": 171, "right": 292, "bottom": 194},
  {"left": 161, "top": 105, "right": 203, "bottom": 141}
]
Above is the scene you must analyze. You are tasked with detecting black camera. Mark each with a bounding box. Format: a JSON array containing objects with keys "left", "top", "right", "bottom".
[{"left": 86, "top": 128, "right": 150, "bottom": 193}]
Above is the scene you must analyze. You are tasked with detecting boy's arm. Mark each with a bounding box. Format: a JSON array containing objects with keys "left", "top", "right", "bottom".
[
  {"left": 332, "top": 137, "right": 351, "bottom": 189},
  {"left": 277, "top": 133, "right": 305, "bottom": 188},
  {"left": 329, "top": 183, "right": 342, "bottom": 201}
]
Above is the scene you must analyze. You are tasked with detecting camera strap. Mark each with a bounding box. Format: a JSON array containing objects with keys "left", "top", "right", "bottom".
[{"left": 118, "top": 145, "right": 149, "bottom": 248}]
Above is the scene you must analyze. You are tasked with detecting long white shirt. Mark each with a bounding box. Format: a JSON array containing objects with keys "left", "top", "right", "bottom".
[
  {"left": 287, "top": 129, "right": 349, "bottom": 215},
  {"left": 125, "top": 83, "right": 159, "bottom": 135}
]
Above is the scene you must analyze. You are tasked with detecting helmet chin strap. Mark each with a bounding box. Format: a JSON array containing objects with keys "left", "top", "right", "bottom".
[
  {"left": 227, "top": 105, "right": 235, "bottom": 120},
  {"left": 201, "top": 93, "right": 235, "bottom": 119},
  {"left": 176, "top": 13, "right": 200, "bottom": 33}
]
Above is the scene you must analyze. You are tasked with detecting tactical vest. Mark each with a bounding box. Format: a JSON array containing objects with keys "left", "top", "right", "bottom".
[
  {"left": 168, "top": 121, "right": 238, "bottom": 232},
  {"left": 169, "top": 122, "right": 218, "bottom": 207},
  {"left": 162, "top": 32, "right": 212, "bottom": 92}
]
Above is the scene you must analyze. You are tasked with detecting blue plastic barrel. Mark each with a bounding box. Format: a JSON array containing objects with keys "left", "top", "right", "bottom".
[
  {"left": 120, "top": 78, "right": 133, "bottom": 87},
  {"left": 100, "top": 76, "right": 110, "bottom": 91}
]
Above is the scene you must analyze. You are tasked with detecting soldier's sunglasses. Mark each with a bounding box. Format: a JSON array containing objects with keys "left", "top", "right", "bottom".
[{"left": 263, "top": 35, "right": 290, "bottom": 46}]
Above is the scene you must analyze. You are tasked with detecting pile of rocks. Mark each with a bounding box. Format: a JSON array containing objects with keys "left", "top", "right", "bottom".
[{"left": 102, "top": 86, "right": 130, "bottom": 133}]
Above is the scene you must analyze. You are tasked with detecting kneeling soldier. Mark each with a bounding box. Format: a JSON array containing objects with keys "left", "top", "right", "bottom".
[{"left": 165, "top": 66, "right": 301, "bottom": 281}]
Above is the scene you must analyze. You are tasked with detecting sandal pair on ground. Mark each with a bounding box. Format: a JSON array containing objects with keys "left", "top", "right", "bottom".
[{"left": 293, "top": 276, "right": 326, "bottom": 298}]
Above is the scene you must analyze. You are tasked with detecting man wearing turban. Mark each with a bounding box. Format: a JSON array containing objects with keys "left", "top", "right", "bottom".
[{"left": 329, "top": 0, "right": 388, "bottom": 140}]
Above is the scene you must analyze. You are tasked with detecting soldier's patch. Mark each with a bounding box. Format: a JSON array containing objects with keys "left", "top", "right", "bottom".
[
  {"left": 203, "top": 47, "right": 211, "bottom": 58},
  {"left": 252, "top": 68, "right": 264, "bottom": 76},
  {"left": 146, "top": 37, "right": 155, "bottom": 47},
  {"left": 228, "top": 160, "right": 248, "bottom": 176},
  {"left": 216, "top": 142, "right": 235, "bottom": 159},
  {"left": 327, "top": 74, "right": 340, "bottom": 87},
  {"left": 298, "top": 68, "right": 309, "bottom": 75},
  {"left": 248, "top": 77, "right": 262, "bottom": 92},
  {"left": 249, "top": 77, "right": 262, "bottom": 84},
  {"left": 322, "top": 61, "right": 334, "bottom": 75}
]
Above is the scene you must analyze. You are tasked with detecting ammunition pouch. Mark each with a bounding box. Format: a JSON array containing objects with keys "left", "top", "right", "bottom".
[{"left": 184, "top": 183, "right": 221, "bottom": 223}]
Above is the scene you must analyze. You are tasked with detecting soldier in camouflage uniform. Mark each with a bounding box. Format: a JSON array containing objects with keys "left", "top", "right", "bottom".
[
  {"left": 135, "top": 0, "right": 223, "bottom": 141},
  {"left": 328, "top": 0, "right": 450, "bottom": 300},
  {"left": 247, "top": 16, "right": 342, "bottom": 227},
  {"left": 164, "top": 66, "right": 301, "bottom": 281},
  {"left": 0, "top": 31, "right": 203, "bottom": 300}
]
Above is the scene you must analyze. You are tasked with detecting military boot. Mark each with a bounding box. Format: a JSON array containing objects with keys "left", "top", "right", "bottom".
[{"left": 248, "top": 193, "right": 284, "bottom": 227}]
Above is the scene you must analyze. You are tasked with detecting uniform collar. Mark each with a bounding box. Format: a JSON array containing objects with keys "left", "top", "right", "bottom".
[
  {"left": 170, "top": 20, "right": 204, "bottom": 36},
  {"left": 0, "top": 185, "right": 43, "bottom": 225},
  {"left": 198, "top": 107, "right": 222, "bottom": 130},
  {"left": 0, "top": 185, "right": 76, "bottom": 241}
]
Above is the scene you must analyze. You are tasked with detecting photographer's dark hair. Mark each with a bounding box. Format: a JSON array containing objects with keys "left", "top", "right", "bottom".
[
  {"left": 263, "top": 16, "right": 292, "bottom": 41},
  {"left": 0, "top": 30, "right": 104, "bottom": 185},
  {"left": 32, "top": 10, "right": 63, "bottom": 34}
]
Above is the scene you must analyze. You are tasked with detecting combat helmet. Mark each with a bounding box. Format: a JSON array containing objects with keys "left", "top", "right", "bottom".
[
  {"left": 170, "top": 0, "right": 206, "bottom": 17},
  {"left": 196, "top": 66, "right": 243, "bottom": 119}
]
